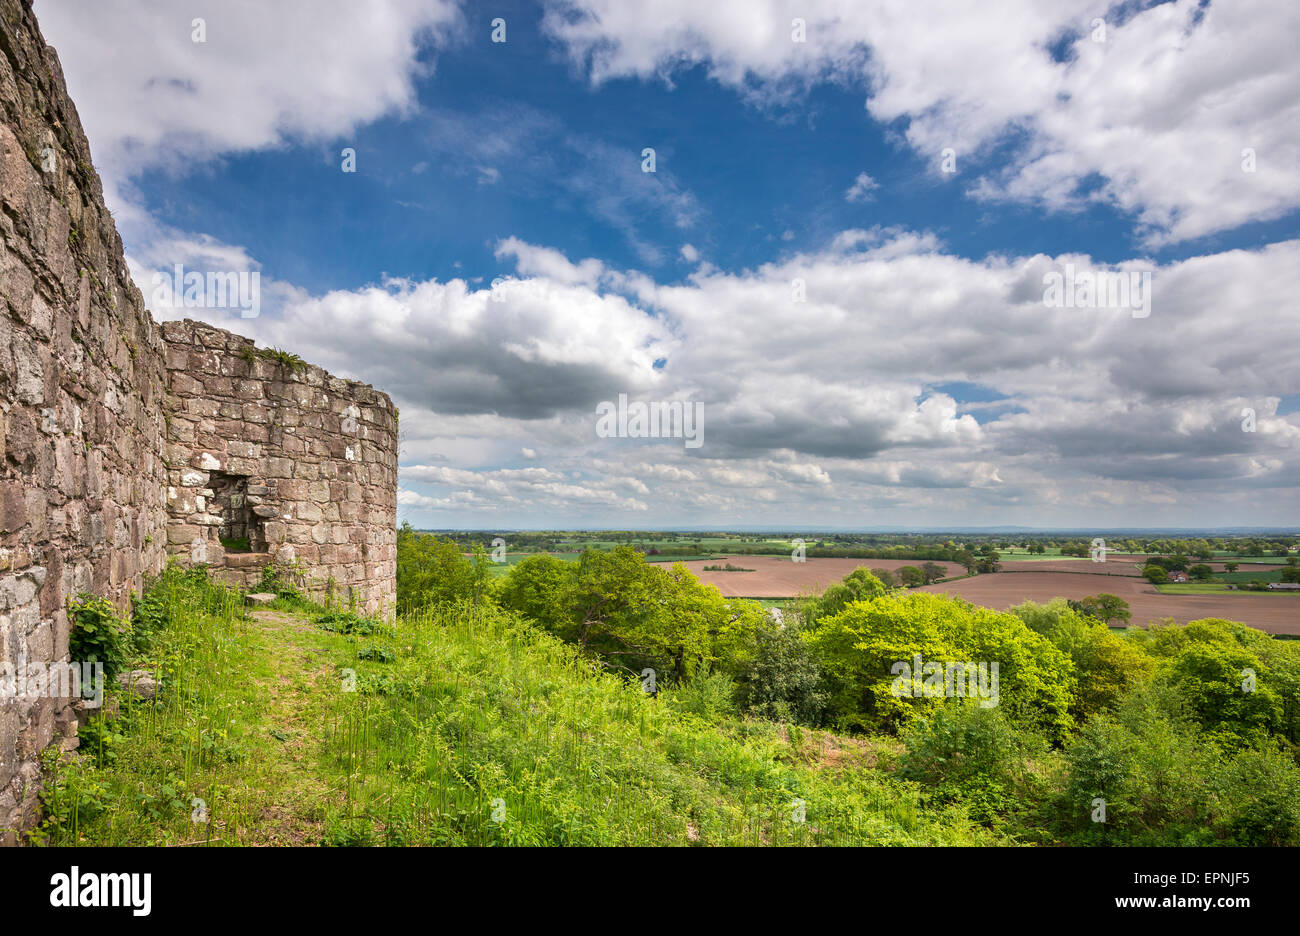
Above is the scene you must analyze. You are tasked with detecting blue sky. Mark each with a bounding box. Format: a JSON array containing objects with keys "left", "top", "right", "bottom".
[
  {"left": 38, "top": 0, "right": 1300, "bottom": 529},
  {"left": 122, "top": 0, "right": 1298, "bottom": 293}
]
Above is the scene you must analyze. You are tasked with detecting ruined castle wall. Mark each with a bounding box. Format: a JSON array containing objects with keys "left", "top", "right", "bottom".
[
  {"left": 0, "top": 1, "right": 397, "bottom": 842},
  {"left": 0, "top": 0, "right": 169, "bottom": 842},
  {"left": 160, "top": 320, "right": 397, "bottom": 616}
]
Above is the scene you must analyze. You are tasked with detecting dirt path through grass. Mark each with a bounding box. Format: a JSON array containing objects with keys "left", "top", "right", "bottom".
[{"left": 236, "top": 608, "right": 343, "bottom": 845}]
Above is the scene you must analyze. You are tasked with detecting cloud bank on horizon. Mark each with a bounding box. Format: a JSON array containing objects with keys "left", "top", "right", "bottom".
[{"left": 36, "top": 0, "right": 1300, "bottom": 528}]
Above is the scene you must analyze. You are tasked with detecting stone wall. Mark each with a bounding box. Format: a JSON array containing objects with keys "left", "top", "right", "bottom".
[
  {"left": 0, "top": 0, "right": 170, "bottom": 842},
  {"left": 160, "top": 320, "right": 397, "bottom": 615},
  {"left": 0, "top": 0, "right": 397, "bottom": 843}
]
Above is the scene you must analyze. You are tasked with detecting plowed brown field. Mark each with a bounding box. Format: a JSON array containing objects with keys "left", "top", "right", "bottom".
[
  {"left": 918, "top": 572, "right": 1299, "bottom": 634},
  {"left": 679, "top": 556, "right": 959, "bottom": 597},
  {"left": 679, "top": 556, "right": 1300, "bottom": 635}
]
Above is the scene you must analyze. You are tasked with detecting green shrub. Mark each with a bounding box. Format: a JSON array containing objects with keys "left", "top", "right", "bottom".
[
  {"left": 899, "top": 702, "right": 1037, "bottom": 822},
  {"left": 258, "top": 347, "right": 306, "bottom": 372},
  {"left": 1215, "top": 748, "right": 1300, "bottom": 845},
  {"left": 396, "top": 523, "right": 491, "bottom": 615},
  {"left": 318, "top": 611, "right": 384, "bottom": 636},
  {"left": 666, "top": 666, "right": 738, "bottom": 722},
  {"left": 75, "top": 712, "right": 127, "bottom": 769},
  {"left": 130, "top": 587, "right": 169, "bottom": 654},
  {"left": 740, "top": 617, "right": 827, "bottom": 726},
  {"left": 901, "top": 702, "right": 1027, "bottom": 787},
  {"left": 36, "top": 752, "right": 110, "bottom": 842},
  {"left": 1062, "top": 686, "right": 1216, "bottom": 844},
  {"left": 500, "top": 545, "right": 763, "bottom": 683},
  {"left": 68, "top": 594, "right": 132, "bottom": 680}
]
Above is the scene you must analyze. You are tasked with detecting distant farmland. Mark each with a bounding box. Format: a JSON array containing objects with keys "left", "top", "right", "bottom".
[
  {"left": 677, "top": 555, "right": 1300, "bottom": 636},
  {"left": 916, "top": 572, "right": 1300, "bottom": 636},
  {"left": 679, "top": 556, "right": 962, "bottom": 596}
]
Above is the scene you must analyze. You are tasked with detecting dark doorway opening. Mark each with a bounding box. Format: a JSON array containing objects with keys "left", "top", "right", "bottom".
[{"left": 210, "top": 472, "right": 265, "bottom": 553}]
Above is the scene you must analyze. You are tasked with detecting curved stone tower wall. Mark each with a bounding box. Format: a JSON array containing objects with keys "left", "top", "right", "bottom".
[{"left": 161, "top": 319, "right": 397, "bottom": 615}]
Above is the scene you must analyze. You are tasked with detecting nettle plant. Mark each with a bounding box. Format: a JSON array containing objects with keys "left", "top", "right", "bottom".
[{"left": 68, "top": 594, "right": 133, "bottom": 680}]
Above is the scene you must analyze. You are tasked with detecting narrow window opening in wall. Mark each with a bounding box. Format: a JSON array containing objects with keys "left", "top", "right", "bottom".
[{"left": 210, "top": 472, "right": 266, "bottom": 553}]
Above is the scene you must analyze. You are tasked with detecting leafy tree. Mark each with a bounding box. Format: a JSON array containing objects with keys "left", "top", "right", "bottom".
[
  {"left": 805, "top": 592, "right": 1075, "bottom": 741},
  {"left": 897, "top": 565, "right": 924, "bottom": 587},
  {"left": 1130, "top": 618, "right": 1292, "bottom": 746},
  {"left": 395, "top": 523, "right": 485, "bottom": 615},
  {"left": 920, "top": 562, "right": 947, "bottom": 585},
  {"left": 496, "top": 553, "right": 572, "bottom": 629},
  {"left": 1075, "top": 593, "right": 1131, "bottom": 625},
  {"left": 740, "top": 616, "right": 828, "bottom": 726},
  {"left": 1142, "top": 565, "right": 1168, "bottom": 584},
  {"left": 811, "top": 568, "right": 888, "bottom": 619},
  {"left": 660, "top": 564, "right": 766, "bottom": 681},
  {"left": 1188, "top": 564, "right": 1213, "bottom": 580},
  {"left": 500, "top": 546, "right": 761, "bottom": 683},
  {"left": 976, "top": 550, "right": 1001, "bottom": 574},
  {"left": 870, "top": 567, "right": 898, "bottom": 588},
  {"left": 1159, "top": 644, "right": 1281, "bottom": 746},
  {"left": 1011, "top": 599, "right": 1154, "bottom": 722}
]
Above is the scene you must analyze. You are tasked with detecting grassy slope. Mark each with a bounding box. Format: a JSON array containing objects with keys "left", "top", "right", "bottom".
[{"left": 38, "top": 577, "right": 994, "bottom": 847}]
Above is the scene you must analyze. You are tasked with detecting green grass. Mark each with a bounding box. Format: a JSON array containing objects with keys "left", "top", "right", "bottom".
[
  {"left": 1155, "top": 582, "right": 1299, "bottom": 595},
  {"left": 643, "top": 553, "right": 730, "bottom": 562},
  {"left": 1209, "top": 552, "right": 1295, "bottom": 562},
  {"left": 36, "top": 570, "right": 995, "bottom": 846},
  {"left": 309, "top": 604, "right": 992, "bottom": 845},
  {"left": 1219, "top": 570, "right": 1283, "bottom": 583}
]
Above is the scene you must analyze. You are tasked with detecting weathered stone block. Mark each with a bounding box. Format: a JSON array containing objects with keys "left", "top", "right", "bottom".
[
  {"left": 166, "top": 524, "right": 201, "bottom": 545},
  {"left": 0, "top": 481, "right": 25, "bottom": 533}
]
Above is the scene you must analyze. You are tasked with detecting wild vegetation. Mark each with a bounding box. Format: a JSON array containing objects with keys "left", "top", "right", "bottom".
[
  {"left": 34, "top": 527, "right": 1300, "bottom": 846},
  {"left": 36, "top": 564, "right": 983, "bottom": 846}
]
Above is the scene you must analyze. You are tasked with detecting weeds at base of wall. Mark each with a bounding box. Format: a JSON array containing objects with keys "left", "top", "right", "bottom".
[{"left": 257, "top": 561, "right": 361, "bottom": 616}]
